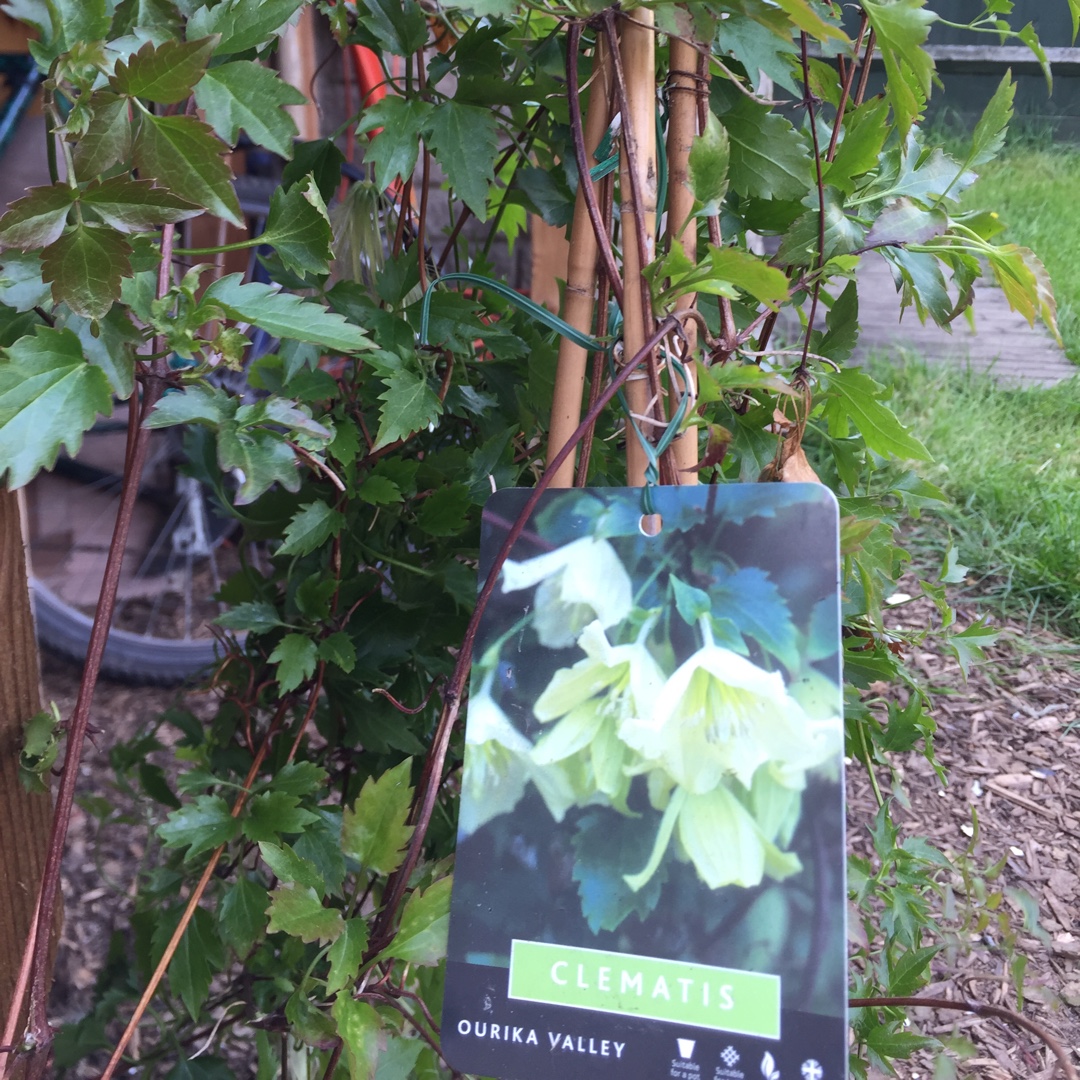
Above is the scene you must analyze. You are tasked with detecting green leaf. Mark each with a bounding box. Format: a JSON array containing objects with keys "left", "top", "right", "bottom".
[
  {"left": 295, "top": 812, "right": 346, "bottom": 894},
  {"left": 277, "top": 500, "right": 345, "bottom": 557},
  {"left": 187, "top": 0, "right": 306, "bottom": 55},
  {"left": 260, "top": 177, "right": 333, "bottom": 278},
  {"left": 378, "top": 876, "right": 451, "bottom": 965},
  {"left": 687, "top": 111, "right": 729, "bottom": 215},
  {"left": 193, "top": 60, "right": 305, "bottom": 159},
  {"left": 341, "top": 758, "right": 414, "bottom": 875},
  {"left": 416, "top": 482, "right": 469, "bottom": 536},
  {"left": 134, "top": 114, "right": 242, "bottom": 227},
  {"left": 425, "top": 101, "right": 500, "bottom": 219},
  {"left": 358, "top": 474, "right": 402, "bottom": 505},
  {"left": 771, "top": 0, "right": 847, "bottom": 43},
  {"left": 0, "top": 327, "right": 112, "bottom": 487},
  {"left": 81, "top": 177, "right": 201, "bottom": 232},
  {"left": 944, "top": 616, "right": 999, "bottom": 679},
  {"left": 326, "top": 918, "right": 369, "bottom": 995},
  {"left": 159, "top": 795, "right": 241, "bottom": 859},
  {"left": 219, "top": 874, "right": 268, "bottom": 953},
  {"left": 319, "top": 631, "right": 356, "bottom": 673},
  {"left": 164, "top": 1056, "right": 235, "bottom": 1080},
  {"left": 0, "top": 185, "right": 76, "bottom": 250},
  {"left": 865, "top": 1025, "right": 937, "bottom": 1071},
  {"left": 865, "top": 197, "right": 948, "bottom": 249},
  {"left": 670, "top": 574, "right": 711, "bottom": 625},
  {"left": 712, "top": 565, "right": 798, "bottom": 669},
  {"left": 66, "top": 308, "right": 139, "bottom": 397},
  {"left": 268, "top": 633, "right": 318, "bottom": 692},
  {"left": 826, "top": 97, "right": 890, "bottom": 195},
  {"left": 354, "top": 0, "right": 428, "bottom": 55},
  {"left": 373, "top": 368, "right": 443, "bottom": 450},
  {"left": 244, "top": 791, "right": 320, "bottom": 842},
  {"left": 776, "top": 190, "right": 865, "bottom": 266},
  {"left": 111, "top": 37, "right": 215, "bottom": 104},
  {"left": 71, "top": 92, "right": 133, "bottom": 182},
  {"left": 268, "top": 761, "right": 330, "bottom": 797},
  {"left": 168, "top": 907, "right": 225, "bottom": 1020},
  {"left": 862, "top": 0, "right": 937, "bottom": 138},
  {"left": 41, "top": 224, "right": 132, "bottom": 320},
  {"left": 818, "top": 279, "right": 859, "bottom": 363},
  {"left": 357, "top": 97, "right": 432, "bottom": 189},
  {"left": 968, "top": 71, "right": 1014, "bottom": 168},
  {"left": 258, "top": 841, "right": 324, "bottom": 890},
  {"left": 266, "top": 884, "right": 343, "bottom": 943},
  {"left": 283, "top": 140, "right": 347, "bottom": 202},
  {"left": 888, "top": 944, "right": 940, "bottom": 997},
  {"left": 717, "top": 96, "right": 812, "bottom": 201},
  {"left": 215, "top": 600, "right": 284, "bottom": 634},
  {"left": 332, "top": 995, "right": 381, "bottom": 1080},
  {"left": 202, "top": 275, "right": 373, "bottom": 353},
  {"left": 821, "top": 368, "right": 931, "bottom": 460},
  {"left": 217, "top": 422, "right": 300, "bottom": 504}
]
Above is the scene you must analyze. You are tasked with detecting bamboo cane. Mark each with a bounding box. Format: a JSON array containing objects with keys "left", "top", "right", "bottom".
[
  {"left": 665, "top": 37, "right": 701, "bottom": 485},
  {"left": 545, "top": 33, "right": 613, "bottom": 488},
  {"left": 613, "top": 9, "right": 658, "bottom": 489}
]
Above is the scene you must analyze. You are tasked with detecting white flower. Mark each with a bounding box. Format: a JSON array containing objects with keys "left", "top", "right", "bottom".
[{"left": 501, "top": 538, "right": 632, "bottom": 648}]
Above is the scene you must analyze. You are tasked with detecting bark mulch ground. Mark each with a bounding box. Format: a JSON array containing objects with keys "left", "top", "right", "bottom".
[{"left": 43, "top": 585, "right": 1080, "bottom": 1078}]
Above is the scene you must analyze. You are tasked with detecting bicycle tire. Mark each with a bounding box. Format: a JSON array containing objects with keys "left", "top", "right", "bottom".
[{"left": 31, "top": 579, "right": 229, "bottom": 685}]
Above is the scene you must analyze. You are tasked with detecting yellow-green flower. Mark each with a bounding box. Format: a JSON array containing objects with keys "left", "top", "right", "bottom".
[
  {"left": 621, "top": 632, "right": 825, "bottom": 794},
  {"left": 501, "top": 538, "right": 632, "bottom": 648},
  {"left": 530, "top": 621, "right": 664, "bottom": 808},
  {"left": 459, "top": 676, "right": 533, "bottom": 837}
]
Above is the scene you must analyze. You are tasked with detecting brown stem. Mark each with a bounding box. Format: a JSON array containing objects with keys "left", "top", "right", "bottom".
[
  {"left": 826, "top": 12, "right": 869, "bottom": 161},
  {"left": 850, "top": 996, "right": 1077, "bottom": 1080},
  {"left": 546, "top": 24, "right": 616, "bottom": 487},
  {"left": 799, "top": 33, "right": 827, "bottom": 374},
  {"left": 573, "top": 263, "right": 612, "bottom": 486},
  {"left": 565, "top": 23, "right": 623, "bottom": 309},
  {"left": 854, "top": 28, "right": 876, "bottom": 108},
  {"left": 368, "top": 314, "right": 688, "bottom": 955}
]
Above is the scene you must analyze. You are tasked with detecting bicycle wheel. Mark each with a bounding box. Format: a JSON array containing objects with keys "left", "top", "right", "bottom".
[{"left": 26, "top": 408, "right": 244, "bottom": 684}]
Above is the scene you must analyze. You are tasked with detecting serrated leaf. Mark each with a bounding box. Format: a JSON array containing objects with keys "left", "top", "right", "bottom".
[
  {"left": 244, "top": 791, "right": 319, "bottom": 842},
  {"left": 41, "top": 224, "right": 132, "bottom": 319},
  {"left": 134, "top": 114, "right": 242, "bottom": 227},
  {"left": 332, "top": 995, "right": 381, "bottom": 1080},
  {"left": 818, "top": 279, "right": 859, "bottom": 363},
  {"left": 0, "top": 185, "right": 76, "bottom": 250},
  {"left": 112, "top": 36, "right": 215, "bottom": 104},
  {"left": 269, "top": 761, "right": 330, "bottom": 797},
  {"left": 379, "top": 876, "right": 450, "bottom": 966},
  {"left": 219, "top": 874, "right": 268, "bottom": 953},
  {"left": 283, "top": 139, "right": 347, "bottom": 201},
  {"left": 0, "top": 251, "right": 50, "bottom": 313},
  {"left": 266, "top": 884, "right": 343, "bottom": 943},
  {"left": 944, "top": 617, "right": 999, "bottom": 679},
  {"left": 159, "top": 795, "right": 241, "bottom": 859},
  {"left": 167, "top": 907, "right": 225, "bottom": 1020},
  {"left": 776, "top": 189, "right": 865, "bottom": 266},
  {"left": 164, "top": 1056, "right": 235, "bottom": 1080},
  {"left": 357, "top": 474, "right": 402, "bottom": 505},
  {"left": 215, "top": 600, "right": 284, "bottom": 634},
  {"left": 687, "top": 110, "right": 729, "bottom": 215},
  {"left": 373, "top": 368, "right": 443, "bottom": 450},
  {"left": 194, "top": 60, "right": 304, "bottom": 159},
  {"left": 319, "top": 631, "right": 356, "bottom": 673},
  {"left": 771, "top": 0, "right": 848, "bottom": 43},
  {"left": 71, "top": 92, "right": 133, "bottom": 181},
  {"left": 707, "top": 245, "right": 791, "bottom": 308},
  {"left": 712, "top": 565, "right": 799, "bottom": 669},
  {"left": 258, "top": 841, "right": 324, "bottom": 890},
  {"left": 670, "top": 574, "right": 711, "bottom": 625},
  {"left": 826, "top": 97, "right": 890, "bottom": 195},
  {"left": 425, "top": 101, "right": 499, "bottom": 219},
  {"left": 821, "top": 368, "right": 931, "bottom": 460},
  {"left": 969, "top": 71, "right": 1014, "bottom": 168},
  {"left": 217, "top": 421, "right": 300, "bottom": 504},
  {"left": 260, "top": 178, "right": 333, "bottom": 278},
  {"left": 888, "top": 944, "right": 940, "bottom": 997},
  {"left": 416, "top": 483, "right": 469, "bottom": 536},
  {"left": 862, "top": 0, "right": 937, "bottom": 138},
  {"left": 326, "top": 918, "right": 368, "bottom": 995},
  {"left": 277, "top": 500, "right": 345, "bottom": 557},
  {"left": 354, "top": 0, "right": 428, "bottom": 55},
  {"left": 356, "top": 97, "right": 432, "bottom": 188},
  {"left": 718, "top": 96, "right": 812, "bottom": 201},
  {"left": 81, "top": 177, "right": 201, "bottom": 232},
  {"left": 341, "top": 758, "right": 414, "bottom": 875},
  {"left": 268, "top": 633, "right": 318, "bottom": 692},
  {"left": 864, "top": 197, "right": 947, "bottom": 249},
  {"left": 295, "top": 812, "right": 347, "bottom": 895},
  {"left": 187, "top": 0, "right": 306, "bottom": 55},
  {"left": 0, "top": 326, "right": 112, "bottom": 487},
  {"left": 202, "top": 275, "right": 373, "bottom": 353}
]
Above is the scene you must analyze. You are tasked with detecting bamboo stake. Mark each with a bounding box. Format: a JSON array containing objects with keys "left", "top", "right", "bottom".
[
  {"left": 545, "top": 32, "right": 613, "bottom": 487},
  {"left": 665, "top": 37, "right": 701, "bottom": 485},
  {"left": 612, "top": 10, "right": 659, "bottom": 488}
]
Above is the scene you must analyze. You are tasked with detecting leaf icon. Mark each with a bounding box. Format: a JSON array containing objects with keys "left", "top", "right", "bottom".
[{"left": 760, "top": 1051, "right": 780, "bottom": 1080}]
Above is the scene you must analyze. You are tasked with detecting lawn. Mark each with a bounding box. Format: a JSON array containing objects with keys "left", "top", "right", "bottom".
[
  {"left": 884, "top": 361, "right": 1080, "bottom": 634},
  {"left": 960, "top": 141, "right": 1080, "bottom": 362}
]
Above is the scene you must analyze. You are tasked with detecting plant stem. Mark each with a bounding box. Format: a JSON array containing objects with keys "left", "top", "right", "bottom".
[{"left": 173, "top": 238, "right": 263, "bottom": 256}]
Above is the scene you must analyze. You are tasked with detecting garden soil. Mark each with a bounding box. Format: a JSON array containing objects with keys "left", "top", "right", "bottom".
[{"left": 43, "top": 584, "right": 1080, "bottom": 1079}]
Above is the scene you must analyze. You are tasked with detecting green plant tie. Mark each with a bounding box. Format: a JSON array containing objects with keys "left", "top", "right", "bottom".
[{"left": 588, "top": 107, "right": 668, "bottom": 215}]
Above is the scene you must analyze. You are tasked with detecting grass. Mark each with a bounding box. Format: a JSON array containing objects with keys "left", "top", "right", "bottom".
[
  {"left": 882, "top": 361, "right": 1080, "bottom": 635},
  {"left": 958, "top": 139, "right": 1080, "bottom": 362}
]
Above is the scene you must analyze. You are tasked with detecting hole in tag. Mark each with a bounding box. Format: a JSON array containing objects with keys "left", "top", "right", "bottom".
[{"left": 639, "top": 513, "right": 663, "bottom": 537}]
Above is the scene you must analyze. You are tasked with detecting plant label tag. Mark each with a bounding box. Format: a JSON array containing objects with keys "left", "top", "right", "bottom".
[{"left": 444, "top": 485, "right": 846, "bottom": 1080}]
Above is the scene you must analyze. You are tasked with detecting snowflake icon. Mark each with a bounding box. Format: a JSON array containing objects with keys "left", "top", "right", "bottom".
[
  {"left": 721, "top": 1047, "right": 740, "bottom": 1068},
  {"left": 800, "top": 1060, "right": 823, "bottom": 1080}
]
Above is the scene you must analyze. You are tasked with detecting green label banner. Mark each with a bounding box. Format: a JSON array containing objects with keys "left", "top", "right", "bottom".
[{"left": 508, "top": 940, "right": 781, "bottom": 1038}]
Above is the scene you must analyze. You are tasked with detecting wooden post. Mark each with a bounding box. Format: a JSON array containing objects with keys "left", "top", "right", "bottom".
[
  {"left": 666, "top": 37, "right": 701, "bottom": 485},
  {"left": 278, "top": 5, "right": 321, "bottom": 141},
  {"left": 0, "top": 489, "right": 53, "bottom": 1073},
  {"left": 544, "top": 35, "right": 613, "bottom": 488},
  {"left": 614, "top": 11, "right": 658, "bottom": 488}
]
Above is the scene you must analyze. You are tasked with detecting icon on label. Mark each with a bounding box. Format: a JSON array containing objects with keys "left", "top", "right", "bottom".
[
  {"left": 760, "top": 1051, "right": 780, "bottom": 1080},
  {"left": 800, "top": 1061, "right": 823, "bottom": 1080},
  {"left": 677, "top": 1039, "right": 696, "bottom": 1060},
  {"left": 720, "top": 1047, "right": 740, "bottom": 1069}
]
